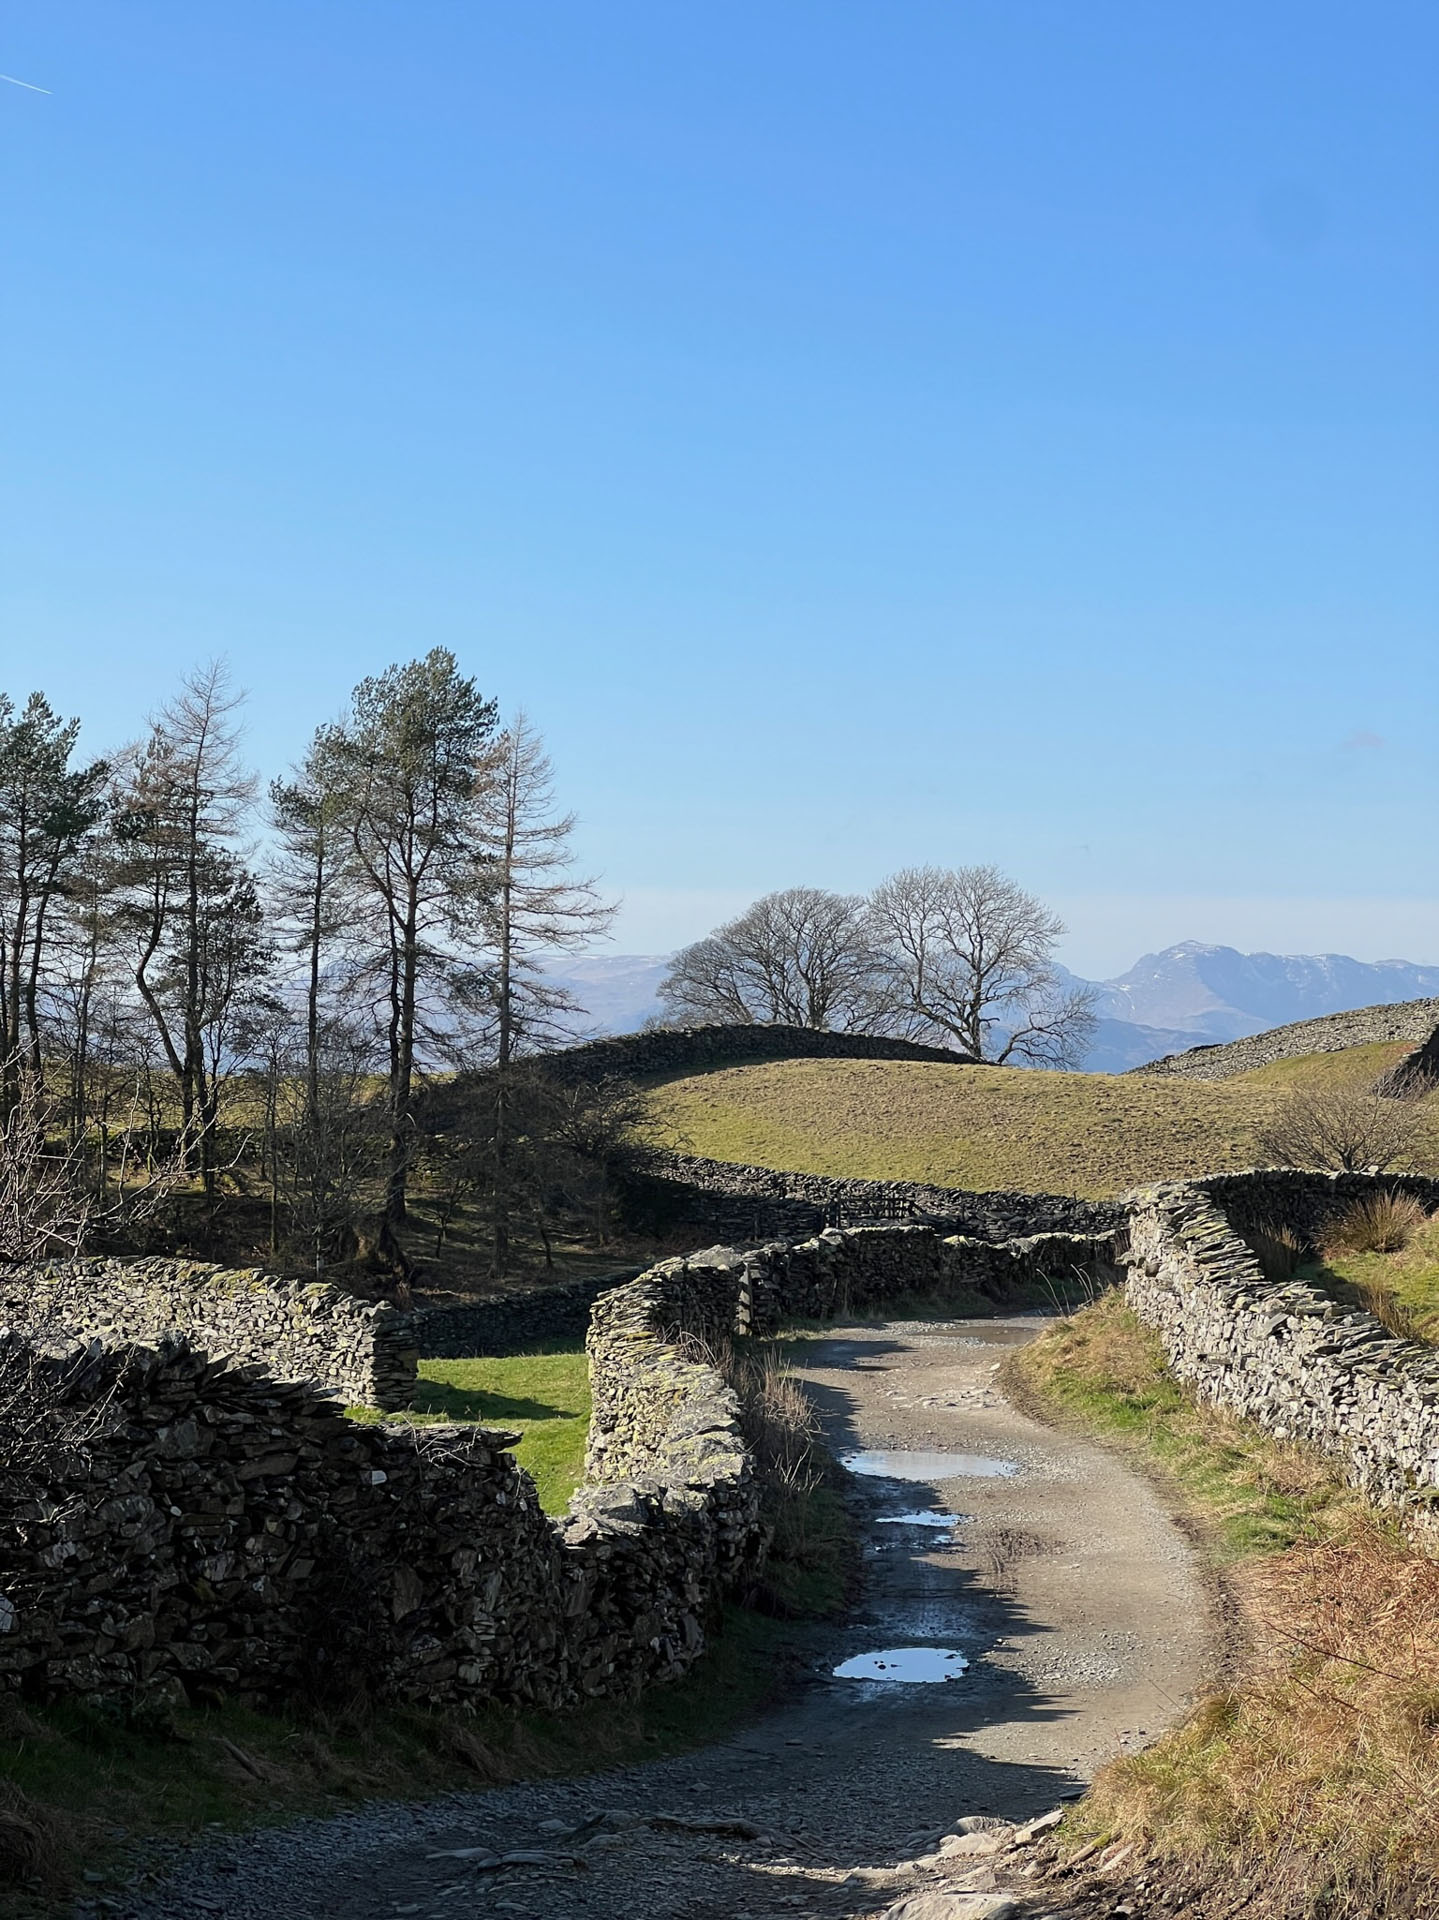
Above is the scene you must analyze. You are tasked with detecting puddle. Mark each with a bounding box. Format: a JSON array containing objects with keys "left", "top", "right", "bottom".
[
  {"left": 833, "top": 1646, "right": 971, "bottom": 1683},
  {"left": 843, "top": 1449, "right": 1020, "bottom": 1481},
  {"left": 875, "top": 1509, "right": 965, "bottom": 1528}
]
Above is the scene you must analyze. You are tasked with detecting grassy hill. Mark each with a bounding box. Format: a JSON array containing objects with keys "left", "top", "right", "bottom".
[{"left": 646, "top": 1041, "right": 1436, "bottom": 1199}]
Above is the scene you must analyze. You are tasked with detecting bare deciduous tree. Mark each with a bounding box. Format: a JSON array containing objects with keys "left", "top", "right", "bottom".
[
  {"left": 865, "top": 864, "right": 1096, "bottom": 1066},
  {"left": 467, "top": 712, "right": 614, "bottom": 1271},
  {"left": 1256, "top": 1073, "right": 1426, "bottom": 1173},
  {"left": 658, "top": 887, "right": 883, "bottom": 1032},
  {"left": 107, "top": 663, "right": 268, "bottom": 1202}
]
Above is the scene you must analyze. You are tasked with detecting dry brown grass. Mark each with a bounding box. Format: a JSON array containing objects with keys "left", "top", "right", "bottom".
[
  {"left": 1321, "top": 1190, "right": 1430, "bottom": 1258},
  {"left": 1248, "top": 1221, "right": 1306, "bottom": 1284},
  {"left": 648, "top": 1054, "right": 1439, "bottom": 1198},
  {"left": 1021, "top": 1294, "right": 1439, "bottom": 1916},
  {"left": 1085, "top": 1524, "right": 1439, "bottom": 1917}
]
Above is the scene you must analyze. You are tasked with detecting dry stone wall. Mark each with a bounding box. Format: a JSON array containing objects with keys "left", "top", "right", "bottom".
[
  {"left": 0, "top": 1258, "right": 420, "bottom": 1410},
  {"left": 0, "top": 1221, "right": 1117, "bottom": 1712},
  {"left": 536, "top": 1022, "right": 979, "bottom": 1085},
  {"left": 1123, "top": 1173, "right": 1439, "bottom": 1520},
  {"left": 1130, "top": 1000, "right": 1439, "bottom": 1082},
  {"left": 624, "top": 1150, "right": 1123, "bottom": 1243}
]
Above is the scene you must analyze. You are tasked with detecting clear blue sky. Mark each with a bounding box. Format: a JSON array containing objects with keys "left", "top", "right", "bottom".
[{"left": 3, "top": 3, "right": 1435, "bottom": 975}]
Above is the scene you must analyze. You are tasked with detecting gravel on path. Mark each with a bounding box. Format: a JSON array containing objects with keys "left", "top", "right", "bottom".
[{"left": 83, "top": 1316, "right": 1212, "bottom": 1920}]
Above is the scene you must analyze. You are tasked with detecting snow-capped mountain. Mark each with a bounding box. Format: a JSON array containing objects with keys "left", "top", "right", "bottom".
[
  {"left": 1077, "top": 943, "right": 1439, "bottom": 1041},
  {"left": 542, "top": 943, "right": 1439, "bottom": 1072}
]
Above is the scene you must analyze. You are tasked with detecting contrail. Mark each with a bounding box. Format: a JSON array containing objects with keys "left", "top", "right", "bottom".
[{"left": 0, "top": 72, "right": 51, "bottom": 94}]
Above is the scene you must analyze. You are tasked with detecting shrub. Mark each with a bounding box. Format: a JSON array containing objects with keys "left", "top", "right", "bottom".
[
  {"left": 1320, "top": 1189, "right": 1429, "bottom": 1258},
  {"left": 1255, "top": 1073, "right": 1424, "bottom": 1175}
]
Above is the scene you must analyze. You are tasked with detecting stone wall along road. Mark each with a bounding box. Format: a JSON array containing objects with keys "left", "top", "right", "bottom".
[{"left": 1130, "top": 998, "right": 1439, "bottom": 1082}]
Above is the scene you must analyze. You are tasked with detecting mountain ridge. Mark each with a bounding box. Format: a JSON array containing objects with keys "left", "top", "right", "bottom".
[{"left": 540, "top": 943, "right": 1439, "bottom": 1074}]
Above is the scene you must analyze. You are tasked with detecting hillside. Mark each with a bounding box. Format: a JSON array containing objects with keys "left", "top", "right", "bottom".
[
  {"left": 545, "top": 943, "right": 1439, "bottom": 1074},
  {"left": 1131, "top": 997, "right": 1439, "bottom": 1082},
  {"left": 646, "top": 1045, "right": 1437, "bottom": 1199}
]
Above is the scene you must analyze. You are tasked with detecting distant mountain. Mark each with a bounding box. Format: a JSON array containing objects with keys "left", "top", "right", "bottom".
[
  {"left": 542, "top": 942, "right": 1439, "bottom": 1074},
  {"left": 1076, "top": 1015, "right": 1202, "bottom": 1075},
  {"left": 545, "top": 954, "right": 669, "bottom": 1038},
  {"left": 1080, "top": 943, "right": 1439, "bottom": 1042}
]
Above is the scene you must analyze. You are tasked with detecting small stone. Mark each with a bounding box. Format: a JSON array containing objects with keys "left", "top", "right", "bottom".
[
  {"left": 1013, "top": 1807, "right": 1065, "bottom": 1842},
  {"left": 882, "top": 1896, "right": 1019, "bottom": 1920},
  {"left": 939, "top": 1830, "right": 1011, "bottom": 1858}
]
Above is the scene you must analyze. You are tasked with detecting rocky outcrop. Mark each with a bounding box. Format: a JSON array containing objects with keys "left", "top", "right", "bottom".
[{"left": 1128, "top": 999, "right": 1439, "bottom": 1082}]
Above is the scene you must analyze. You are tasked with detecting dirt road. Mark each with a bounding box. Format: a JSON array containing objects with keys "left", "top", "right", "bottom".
[{"left": 108, "top": 1316, "right": 1211, "bottom": 1920}]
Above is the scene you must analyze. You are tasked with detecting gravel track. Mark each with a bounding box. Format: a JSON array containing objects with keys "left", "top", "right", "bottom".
[{"left": 84, "top": 1316, "right": 1211, "bottom": 1920}]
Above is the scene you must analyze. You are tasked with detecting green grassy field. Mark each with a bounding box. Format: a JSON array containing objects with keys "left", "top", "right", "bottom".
[
  {"left": 348, "top": 1345, "right": 591, "bottom": 1512},
  {"left": 647, "top": 1043, "right": 1436, "bottom": 1198}
]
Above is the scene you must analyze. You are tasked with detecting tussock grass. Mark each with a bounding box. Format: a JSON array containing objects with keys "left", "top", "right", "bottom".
[
  {"left": 1248, "top": 1220, "right": 1306, "bottom": 1285},
  {"left": 1321, "top": 1190, "right": 1429, "bottom": 1258},
  {"left": 647, "top": 1055, "right": 1439, "bottom": 1200},
  {"left": 1018, "top": 1292, "right": 1439, "bottom": 1917},
  {"left": 1083, "top": 1525, "right": 1439, "bottom": 1917}
]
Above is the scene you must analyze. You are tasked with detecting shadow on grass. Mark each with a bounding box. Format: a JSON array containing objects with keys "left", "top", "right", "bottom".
[{"left": 411, "top": 1381, "right": 582, "bottom": 1424}]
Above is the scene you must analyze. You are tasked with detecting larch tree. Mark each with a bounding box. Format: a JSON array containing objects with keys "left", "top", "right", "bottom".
[
  {"left": 324, "top": 650, "right": 501, "bottom": 1228},
  {"left": 471, "top": 710, "right": 614, "bottom": 1271},
  {"left": 107, "top": 662, "right": 269, "bottom": 1199}
]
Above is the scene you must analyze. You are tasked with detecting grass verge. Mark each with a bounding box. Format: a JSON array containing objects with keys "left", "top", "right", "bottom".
[{"left": 1013, "top": 1290, "right": 1439, "bottom": 1918}]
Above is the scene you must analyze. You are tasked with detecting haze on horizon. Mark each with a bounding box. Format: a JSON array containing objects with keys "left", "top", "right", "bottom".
[{"left": 3, "top": 3, "right": 1435, "bottom": 978}]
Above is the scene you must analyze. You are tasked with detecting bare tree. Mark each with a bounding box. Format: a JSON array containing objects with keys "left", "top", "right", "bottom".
[
  {"left": 0, "top": 691, "right": 108, "bottom": 1108},
  {"left": 659, "top": 887, "right": 883, "bottom": 1031},
  {"left": 473, "top": 712, "right": 614, "bottom": 1066},
  {"left": 106, "top": 663, "right": 268, "bottom": 1203},
  {"left": 865, "top": 864, "right": 1096, "bottom": 1066},
  {"left": 269, "top": 744, "right": 351, "bottom": 1135},
  {"left": 1256, "top": 1073, "right": 1427, "bottom": 1174},
  {"left": 324, "top": 650, "right": 501, "bottom": 1227},
  {"left": 420, "top": 1065, "right": 648, "bottom": 1268},
  {"left": 467, "top": 712, "right": 614, "bottom": 1272}
]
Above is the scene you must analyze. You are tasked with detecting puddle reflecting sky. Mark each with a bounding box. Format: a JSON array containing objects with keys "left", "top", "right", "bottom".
[
  {"left": 834, "top": 1646, "right": 971, "bottom": 1683},
  {"left": 875, "top": 1510, "right": 965, "bottom": 1528},
  {"left": 843, "top": 1449, "right": 1020, "bottom": 1481}
]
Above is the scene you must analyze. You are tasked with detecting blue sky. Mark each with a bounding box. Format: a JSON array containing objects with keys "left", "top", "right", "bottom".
[{"left": 3, "top": 3, "right": 1435, "bottom": 975}]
